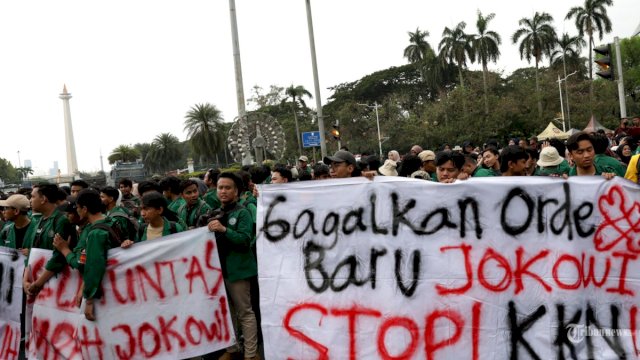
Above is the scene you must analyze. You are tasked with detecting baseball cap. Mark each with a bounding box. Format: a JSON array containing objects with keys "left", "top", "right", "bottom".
[
  {"left": 323, "top": 150, "right": 356, "bottom": 166},
  {"left": 0, "top": 194, "right": 30, "bottom": 211},
  {"left": 299, "top": 155, "right": 309, "bottom": 162},
  {"left": 57, "top": 196, "right": 78, "bottom": 213}
]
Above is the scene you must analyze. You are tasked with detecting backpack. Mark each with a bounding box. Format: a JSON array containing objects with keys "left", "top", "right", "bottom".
[
  {"left": 109, "top": 211, "right": 140, "bottom": 242},
  {"left": 91, "top": 222, "right": 123, "bottom": 248},
  {"left": 120, "top": 198, "right": 140, "bottom": 217}
]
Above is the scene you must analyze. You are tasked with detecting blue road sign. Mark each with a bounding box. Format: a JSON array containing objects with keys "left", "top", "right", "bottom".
[{"left": 302, "top": 131, "right": 321, "bottom": 148}]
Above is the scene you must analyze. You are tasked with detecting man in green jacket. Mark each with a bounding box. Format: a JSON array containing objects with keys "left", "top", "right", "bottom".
[
  {"left": 24, "top": 184, "right": 77, "bottom": 296},
  {"left": 207, "top": 172, "right": 258, "bottom": 360},
  {"left": 0, "top": 194, "right": 35, "bottom": 253},
  {"left": 101, "top": 186, "right": 138, "bottom": 242},
  {"left": 69, "top": 189, "right": 117, "bottom": 320},
  {"left": 567, "top": 132, "right": 616, "bottom": 179},
  {"left": 177, "top": 179, "right": 211, "bottom": 229},
  {"left": 203, "top": 168, "right": 221, "bottom": 210},
  {"left": 461, "top": 154, "right": 495, "bottom": 178},
  {"left": 592, "top": 132, "right": 627, "bottom": 176}
]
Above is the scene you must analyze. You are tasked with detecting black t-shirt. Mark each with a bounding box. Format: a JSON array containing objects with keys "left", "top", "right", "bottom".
[{"left": 14, "top": 224, "right": 29, "bottom": 249}]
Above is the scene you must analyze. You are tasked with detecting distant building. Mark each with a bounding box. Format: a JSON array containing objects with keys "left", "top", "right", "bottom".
[{"left": 49, "top": 161, "right": 59, "bottom": 177}]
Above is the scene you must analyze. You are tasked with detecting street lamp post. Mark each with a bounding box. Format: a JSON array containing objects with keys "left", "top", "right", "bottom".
[
  {"left": 556, "top": 71, "right": 577, "bottom": 131},
  {"left": 557, "top": 75, "right": 566, "bottom": 132},
  {"left": 358, "top": 102, "right": 383, "bottom": 156}
]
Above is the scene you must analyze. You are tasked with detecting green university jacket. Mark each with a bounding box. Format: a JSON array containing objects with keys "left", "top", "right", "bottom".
[
  {"left": 82, "top": 218, "right": 117, "bottom": 299},
  {"left": 214, "top": 202, "right": 257, "bottom": 282},
  {"left": 25, "top": 209, "right": 77, "bottom": 272}
]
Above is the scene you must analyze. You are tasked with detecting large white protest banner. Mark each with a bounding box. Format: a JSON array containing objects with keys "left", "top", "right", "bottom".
[
  {"left": 26, "top": 227, "right": 234, "bottom": 360},
  {"left": 257, "top": 177, "right": 640, "bottom": 359},
  {"left": 0, "top": 246, "right": 24, "bottom": 360}
]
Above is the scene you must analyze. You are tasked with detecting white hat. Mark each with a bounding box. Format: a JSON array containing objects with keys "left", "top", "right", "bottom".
[
  {"left": 537, "top": 147, "right": 563, "bottom": 167},
  {"left": 452, "top": 145, "right": 463, "bottom": 152},
  {"left": 299, "top": 155, "right": 309, "bottom": 162},
  {"left": 0, "top": 194, "right": 30, "bottom": 211},
  {"left": 378, "top": 159, "right": 398, "bottom": 176}
]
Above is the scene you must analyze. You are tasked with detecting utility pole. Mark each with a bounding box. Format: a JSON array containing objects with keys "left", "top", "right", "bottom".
[
  {"left": 305, "top": 0, "right": 327, "bottom": 159},
  {"left": 229, "top": 0, "right": 262, "bottom": 164},
  {"left": 357, "top": 102, "right": 383, "bottom": 156}
]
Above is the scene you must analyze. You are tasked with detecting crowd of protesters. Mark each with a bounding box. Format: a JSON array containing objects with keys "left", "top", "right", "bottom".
[{"left": 0, "top": 119, "right": 639, "bottom": 359}]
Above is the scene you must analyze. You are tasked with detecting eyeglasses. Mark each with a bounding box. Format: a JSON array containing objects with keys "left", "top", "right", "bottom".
[{"left": 329, "top": 162, "right": 347, "bottom": 169}]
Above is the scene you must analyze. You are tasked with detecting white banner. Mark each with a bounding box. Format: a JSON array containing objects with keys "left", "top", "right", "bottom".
[
  {"left": 26, "top": 227, "right": 234, "bottom": 360},
  {"left": 257, "top": 177, "right": 640, "bottom": 359},
  {"left": 0, "top": 246, "right": 24, "bottom": 360}
]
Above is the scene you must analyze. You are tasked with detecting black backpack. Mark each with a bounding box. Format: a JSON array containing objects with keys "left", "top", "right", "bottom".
[
  {"left": 108, "top": 211, "right": 140, "bottom": 242},
  {"left": 91, "top": 220, "right": 123, "bottom": 248}
]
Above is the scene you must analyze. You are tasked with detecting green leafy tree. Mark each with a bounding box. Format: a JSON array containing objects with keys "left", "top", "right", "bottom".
[
  {"left": 0, "top": 158, "right": 20, "bottom": 184},
  {"left": 566, "top": 0, "right": 613, "bottom": 80},
  {"left": 472, "top": 10, "right": 501, "bottom": 115},
  {"left": 247, "top": 85, "right": 284, "bottom": 109},
  {"left": 512, "top": 11, "right": 557, "bottom": 119},
  {"left": 147, "top": 133, "right": 183, "bottom": 173},
  {"left": 184, "top": 103, "right": 225, "bottom": 165},
  {"left": 620, "top": 37, "right": 640, "bottom": 112},
  {"left": 108, "top": 145, "right": 139, "bottom": 164},
  {"left": 283, "top": 85, "right": 313, "bottom": 157}
]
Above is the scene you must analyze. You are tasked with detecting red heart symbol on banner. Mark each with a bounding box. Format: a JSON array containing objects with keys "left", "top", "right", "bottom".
[{"left": 593, "top": 185, "right": 640, "bottom": 253}]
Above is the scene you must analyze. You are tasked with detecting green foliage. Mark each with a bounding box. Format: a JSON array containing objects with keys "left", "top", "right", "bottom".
[
  {"left": 566, "top": 0, "right": 613, "bottom": 79},
  {"left": 184, "top": 103, "right": 225, "bottom": 163},
  {"left": 0, "top": 158, "right": 20, "bottom": 184},
  {"left": 108, "top": 145, "right": 139, "bottom": 164},
  {"left": 620, "top": 36, "right": 640, "bottom": 113},
  {"left": 147, "top": 133, "right": 184, "bottom": 173}
]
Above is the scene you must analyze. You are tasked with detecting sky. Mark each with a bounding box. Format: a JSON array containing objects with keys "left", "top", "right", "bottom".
[{"left": 0, "top": 0, "right": 637, "bottom": 176}]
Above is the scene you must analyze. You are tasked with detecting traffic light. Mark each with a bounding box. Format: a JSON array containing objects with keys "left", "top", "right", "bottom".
[
  {"left": 330, "top": 123, "right": 340, "bottom": 140},
  {"left": 594, "top": 44, "right": 614, "bottom": 81}
]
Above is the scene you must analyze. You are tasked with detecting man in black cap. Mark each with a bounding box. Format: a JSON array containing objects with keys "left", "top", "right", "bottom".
[{"left": 324, "top": 150, "right": 357, "bottom": 178}]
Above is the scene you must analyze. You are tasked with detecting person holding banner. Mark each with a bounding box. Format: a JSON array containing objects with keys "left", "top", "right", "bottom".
[
  {"left": 567, "top": 132, "right": 616, "bottom": 179},
  {"left": 23, "top": 184, "right": 77, "bottom": 297},
  {"left": 435, "top": 151, "right": 465, "bottom": 183},
  {"left": 207, "top": 172, "right": 259, "bottom": 360}
]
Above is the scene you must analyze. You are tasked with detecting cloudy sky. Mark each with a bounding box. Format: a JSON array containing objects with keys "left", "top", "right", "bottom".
[{"left": 0, "top": 0, "right": 636, "bottom": 175}]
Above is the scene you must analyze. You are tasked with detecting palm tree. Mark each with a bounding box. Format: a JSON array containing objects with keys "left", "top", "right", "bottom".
[
  {"left": 147, "top": 133, "right": 183, "bottom": 173},
  {"left": 422, "top": 51, "right": 457, "bottom": 125},
  {"left": 512, "top": 12, "right": 557, "bottom": 119},
  {"left": 439, "top": 22, "right": 474, "bottom": 120},
  {"left": 184, "top": 103, "right": 225, "bottom": 165},
  {"left": 108, "top": 145, "right": 139, "bottom": 164},
  {"left": 15, "top": 166, "right": 33, "bottom": 180},
  {"left": 439, "top": 22, "right": 474, "bottom": 89},
  {"left": 134, "top": 142, "right": 153, "bottom": 164},
  {"left": 403, "top": 28, "right": 433, "bottom": 65},
  {"left": 566, "top": 0, "right": 613, "bottom": 80},
  {"left": 472, "top": 10, "right": 502, "bottom": 115},
  {"left": 283, "top": 85, "right": 313, "bottom": 157},
  {"left": 551, "top": 33, "right": 586, "bottom": 127}
]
